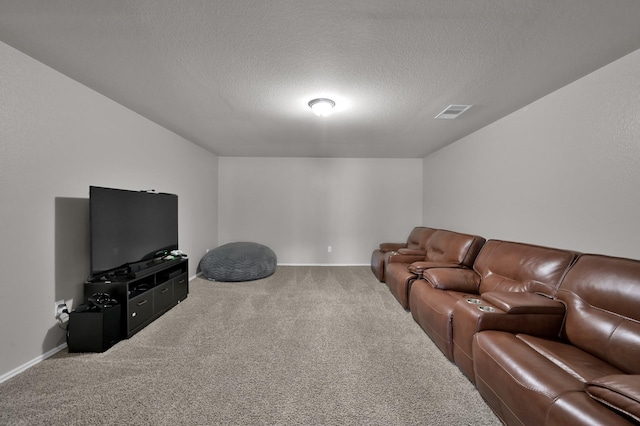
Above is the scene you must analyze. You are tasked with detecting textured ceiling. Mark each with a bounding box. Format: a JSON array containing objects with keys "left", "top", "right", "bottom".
[{"left": 2, "top": 1, "right": 640, "bottom": 158}]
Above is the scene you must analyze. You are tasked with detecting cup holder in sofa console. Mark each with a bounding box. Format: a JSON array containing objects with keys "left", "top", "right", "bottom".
[
  {"left": 466, "top": 298, "right": 482, "bottom": 304},
  {"left": 478, "top": 305, "right": 496, "bottom": 312}
]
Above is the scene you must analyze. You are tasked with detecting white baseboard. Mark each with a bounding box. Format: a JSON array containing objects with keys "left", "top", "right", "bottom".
[
  {"left": 0, "top": 342, "right": 67, "bottom": 384},
  {"left": 277, "top": 263, "right": 369, "bottom": 266}
]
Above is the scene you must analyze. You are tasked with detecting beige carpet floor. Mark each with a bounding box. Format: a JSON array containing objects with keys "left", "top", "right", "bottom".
[{"left": 0, "top": 266, "right": 500, "bottom": 425}]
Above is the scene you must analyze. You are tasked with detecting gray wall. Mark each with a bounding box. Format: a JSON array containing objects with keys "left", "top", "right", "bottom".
[
  {"left": 218, "top": 157, "right": 423, "bottom": 265},
  {"left": 423, "top": 47, "right": 640, "bottom": 259},
  {"left": 0, "top": 41, "right": 218, "bottom": 379}
]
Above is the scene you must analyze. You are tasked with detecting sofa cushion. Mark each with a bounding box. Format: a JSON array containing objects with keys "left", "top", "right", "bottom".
[
  {"left": 420, "top": 268, "right": 480, "bottom": 293},
  {"left": 556, "top": 254, "right": 640, "bottom": 374},
  {"left": 397, "top": 248, "right": 427, "bottom": 255},
  {"left": 473, "top": 330, "right": 586, "bottom": 425},
  {"left": 423, "top": 229, "right": 485, "bottom": 267},
  {"left": 516, "top": 334, "right": 623, "bottom": 382},
  {"left": 587, "top": 375, "right": 640, "bottom": 423},
  {"left": 406, "top": 226, "right": 436, "bottom": 250},
  {"left": 547, "top": 391, "right": 637, "bottom": 426},
  {"left": 473, "top": 330, "right": 635, "bottom": 425},
  {"left": 377, "top": 242, "right": 406, "bottom": 252},
  {"left": 475, "top": 240, "right": 578, "bottom": 297},
  {"left": 480, "top": 274, "right": 531, "bottom": 292},
  {"left": 408, "top": 261, "right": 467, "bottom": 276}
]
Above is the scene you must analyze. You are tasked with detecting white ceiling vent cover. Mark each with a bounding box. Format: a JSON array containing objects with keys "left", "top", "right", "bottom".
[{"left": 435, "top": 105, "right": 473, "bottom": 119}]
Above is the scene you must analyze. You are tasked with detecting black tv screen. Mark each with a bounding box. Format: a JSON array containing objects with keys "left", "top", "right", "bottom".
[{"left": 90, "top": 186, "right": 178, "bottom": 277}]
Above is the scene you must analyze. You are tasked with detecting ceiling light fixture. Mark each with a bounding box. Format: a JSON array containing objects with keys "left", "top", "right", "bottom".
[{"left": 308, "top": 98, "right": 336, "bottom": 117}]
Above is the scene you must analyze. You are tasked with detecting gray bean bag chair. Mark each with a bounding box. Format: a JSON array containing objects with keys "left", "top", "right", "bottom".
[{"left": 200, "top": 242, "right": 277, "bottom": 282}]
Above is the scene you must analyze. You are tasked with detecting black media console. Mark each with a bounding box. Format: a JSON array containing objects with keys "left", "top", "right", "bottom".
[{"left": 84, "top": 258, "right": 188, "bottom": 338}]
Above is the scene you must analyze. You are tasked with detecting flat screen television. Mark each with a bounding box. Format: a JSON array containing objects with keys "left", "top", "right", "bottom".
[{"left": 90, "top": 186, "right": 178, "bottom": 278}]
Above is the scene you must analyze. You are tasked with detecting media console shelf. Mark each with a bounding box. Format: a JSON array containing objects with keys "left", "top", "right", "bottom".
[{"left": 85, "top": 258, "right": 188, "bottom": 338}]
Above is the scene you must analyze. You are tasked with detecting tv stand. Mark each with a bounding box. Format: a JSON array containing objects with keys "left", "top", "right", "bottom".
[
  {"left": 85, "top": 259, "right": 188, "bottom": 338},
  {"left": 128, "top": 257, "right": 182, "bottom": 278}
]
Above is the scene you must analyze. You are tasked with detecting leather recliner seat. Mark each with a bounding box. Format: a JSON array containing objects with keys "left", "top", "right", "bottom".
[
  {"left": 370, "top": 227, "right": 436, "bottom": 282},
  {"left": 384, "top": 229, "right": 485, "bottom": 310},
  {"left": 473, "top": 254, "right": 640, "bottom": 425},
  {"left": 409, "top": 240, "right": 578, "bottom": 365}
]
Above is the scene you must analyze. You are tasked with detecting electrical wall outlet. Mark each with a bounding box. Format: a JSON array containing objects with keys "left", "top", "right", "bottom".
[
  {"left": 327, "top": 246, "right": 332, "bottom": 253},
  {"left": 54, "top": 300, "right": 68, "bottom": 319}
]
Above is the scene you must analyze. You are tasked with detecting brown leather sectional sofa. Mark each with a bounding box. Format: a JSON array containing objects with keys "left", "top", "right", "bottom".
[{"left": 371, "top": 230, "right": 640, "bottom": 425}]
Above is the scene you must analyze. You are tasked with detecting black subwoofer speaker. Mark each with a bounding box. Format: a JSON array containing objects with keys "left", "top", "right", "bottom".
[{"left": 67, "top": 304, "right": 122, "bottom": 353}]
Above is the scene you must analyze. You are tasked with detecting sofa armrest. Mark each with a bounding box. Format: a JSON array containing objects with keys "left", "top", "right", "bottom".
[
  {"left": 379, "top": 242, "right": 406, "bottom": 252},
  {"left": 409, "top": 262, "right": 467, "bottom": 274},
  {"left": 387, "top": 254, "right": 426, "bottom": 264},
  {"left": 420, "top": 267, "right": 480, "bottom": 293},
  {"left": 463, "top": 292, "right": 565, "bottom": 338},
  {"left": 481, "top": 292, "right": 566, "bottom": 314},
  {"left": 587, "top": 375, "right": 640, "bottom": 423},
  {"left": 397, "top": 248, "right": 427, "bottom": 256},
  {"left": 452, "top": 292, "right": 567, "bottom": 379}
]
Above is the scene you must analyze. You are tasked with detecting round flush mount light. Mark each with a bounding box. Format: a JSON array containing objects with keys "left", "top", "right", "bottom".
[{"left": 308, "top": 98, "right": 336, "bottom": 117}]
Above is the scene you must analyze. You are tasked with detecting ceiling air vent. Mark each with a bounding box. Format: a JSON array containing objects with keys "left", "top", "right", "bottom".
[{"left": 434, "top": 104, "right": 472, "bottom": 119}]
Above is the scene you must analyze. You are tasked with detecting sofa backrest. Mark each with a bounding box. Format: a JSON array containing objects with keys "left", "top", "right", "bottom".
[
  {"left": 475, "top": 240, "right": 578, "bottom": 296},
  {"left": 424, "top": 229, "right": 485, "bottom": 267},
  {"left": 557, "top": 254, "right": 640, "bottom": 374},
  {"left": 417, "top": 227, "right": 438, "bottom": 250},
  {"left": 406, "top": 227, "right": 436, "bottom": 250}
]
